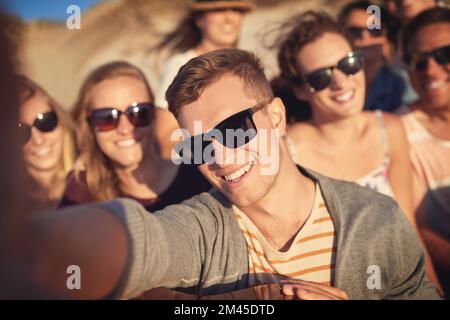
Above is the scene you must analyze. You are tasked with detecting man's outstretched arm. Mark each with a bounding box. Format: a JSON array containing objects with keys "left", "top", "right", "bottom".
[
  {"left": 30, "top": 205, "right": 129, "bottom": 299},
  {"left": 27, "top": 196, "right": 220, "bottom": 299}
]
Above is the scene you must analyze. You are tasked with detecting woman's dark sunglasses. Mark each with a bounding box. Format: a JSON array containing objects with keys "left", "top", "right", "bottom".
[
  {"left": 403, "top": 45, "right": 450, "bottom": 72},
  {"left": 298, "top": 51, "right": 364, "bottom": 92},
  {"left": 19, "top": 111, "right": 58, "bottom": 145},
  {"left": 175, "top": 103, "right": 266, "bottom": 165},
  {"left": 345, "top": 26, "right": 384, "bottom": 40},
  {"left": 87, "top": 102, "right": 155, "bottom": 132}
]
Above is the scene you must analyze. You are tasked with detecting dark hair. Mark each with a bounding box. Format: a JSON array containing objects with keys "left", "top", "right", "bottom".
[
  {"left": 402, "top": 7, "right": 450, "bottom": 54},
  {"left": 276, "top": 11, "right": 350, "bottom": 86},
  {"left": 270, "top": 76, "right": 311, "bottom": 124},
  {"left": 155, "top": 12, "right": 204, "bottom": 54},
  {"left": 338, "top": 1, "right": 401, "bottom": 46},
  {"left": 167, "top": 48, "right": 274, "bottom": 117},
  {"left": 267, "top": 11, "right": 350, "bottom": 122}
]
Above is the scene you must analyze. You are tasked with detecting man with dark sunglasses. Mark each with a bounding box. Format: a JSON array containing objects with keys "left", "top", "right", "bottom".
[
  {"left": 27, "top": 49, "right": 439, "bottom": 300},
  {"left": 398, "top": 7, "right": 450, "bottom": 297},
  {"left": 338, "top": 1, "right": 417, "bottom": 112}
]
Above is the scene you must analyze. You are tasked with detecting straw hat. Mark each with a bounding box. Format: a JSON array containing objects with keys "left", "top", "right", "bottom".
[{"left": 190, "top": 0, "right": 255, "bottom": 12}]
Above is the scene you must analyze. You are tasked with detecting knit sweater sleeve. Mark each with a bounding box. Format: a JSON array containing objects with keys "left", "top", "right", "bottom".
[{"left": 97, "top": 193, "right": 248, "bottom": 299}]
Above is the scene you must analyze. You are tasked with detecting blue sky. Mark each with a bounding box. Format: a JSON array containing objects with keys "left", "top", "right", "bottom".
[{"left": 3, "top": 0, "right": 105, "bottom": 21}]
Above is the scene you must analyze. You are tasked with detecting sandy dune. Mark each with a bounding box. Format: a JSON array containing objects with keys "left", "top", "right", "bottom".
[{"left": 15, "top": 0, "right": 346, "bottom": 109}]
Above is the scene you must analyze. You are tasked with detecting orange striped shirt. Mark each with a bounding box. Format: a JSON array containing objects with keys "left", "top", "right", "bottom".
[{"left": 234, "top": 183, "right": 336, "bottom": 286}]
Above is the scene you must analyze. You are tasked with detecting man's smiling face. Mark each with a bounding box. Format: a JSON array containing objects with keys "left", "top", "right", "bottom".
[
  {"left": 177, "top": 74, "right": 283, "bottom": 207},
  {"left": 408, "top": 22, "right": 450, "bottom": 112}
]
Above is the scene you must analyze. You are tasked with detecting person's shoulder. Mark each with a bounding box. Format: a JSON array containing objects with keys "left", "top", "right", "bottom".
[
  {"left": 58, "top": 170, "right": 92, "bottom": 208},
  {"left": 318, "top": 173, "right": 402, "bottom": 222},
  {"left": 175, "top": 189, "right": 231, "bottom": 215},
  {"left": 377, "top": 111, "right": 410, "bottom": 148},
  {"left": 362, "top": 110, "right": 404, "bottom": 137},
  {"left": 327, "top": 177, "right": 411, "bottom": 239},
  {"left": 129, "top": 187, "right": 230, "bottom": 223},
  {"left": 287, "top": 121, "right": 314, "bottom": 142},
  {"left": 94, "top": 193, "right": 221, "bottom": 224},
  {"left": 67, "top": 169, "right": 88, "bottom": 187}
]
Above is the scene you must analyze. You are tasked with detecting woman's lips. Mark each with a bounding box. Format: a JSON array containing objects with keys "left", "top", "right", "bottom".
[
  {"left": 115, "top": 138, "right": 138, "bottom": 148},
  {"left": 332, "top": 89, "right": 355, "bottom": 103}
]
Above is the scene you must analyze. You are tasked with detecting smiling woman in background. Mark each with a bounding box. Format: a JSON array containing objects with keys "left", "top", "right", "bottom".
[
  {"left": 276, "top": 11, "right": 415, "bottom": 218},
  {"left": 276, "top": 11, "right": 442, "bottom": 291},
  {"left": 59, "top": 61, "right": 210, "bottom": 211},
  {"left": 18, "top": 76, "right": 75, "bottom": 213},
  {"left": 152, "top": 0, "right": 254, "bottom": 158}
]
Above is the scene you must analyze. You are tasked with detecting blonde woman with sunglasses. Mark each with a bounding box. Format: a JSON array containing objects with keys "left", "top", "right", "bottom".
[
  {"left": 18, "top": 76, "right": 75, "bottom": 213},
  {"left": 59, "top": 61, "right": 210, "bottom": 211}
]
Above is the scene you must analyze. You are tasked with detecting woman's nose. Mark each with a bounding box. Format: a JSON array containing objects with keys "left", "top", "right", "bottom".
[
  {"left": 116, "top": 114, "right": 134, "bottom": 135},
  {"left": 29, "top": 127, "right": 45, "bottom": 145},
  {"left": 330, "top": 68, "right": 349, "bottom": 89}
]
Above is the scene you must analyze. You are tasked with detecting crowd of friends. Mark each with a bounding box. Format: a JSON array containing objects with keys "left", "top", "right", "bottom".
[{"left": 3, "top": 0, "right": 450, "bottom": 299}]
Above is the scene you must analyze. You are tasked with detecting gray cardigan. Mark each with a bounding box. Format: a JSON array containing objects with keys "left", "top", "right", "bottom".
[{"left": 97, "top": 168, "right": 439, "bottom": 300}]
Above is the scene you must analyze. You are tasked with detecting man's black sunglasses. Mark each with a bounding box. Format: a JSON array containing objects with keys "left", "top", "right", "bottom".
[
  {"left": 297, "top": 51, "right": 364, "bottom": 92},
  {"left": 19, "top": 111, "right": 58, "bottom": 145},
  {"left": 403, "top": 45, "right": 450, "bottom": 72},
  {"left": 345, "top": 26, "right": 384, "bottom": 40},
  {"left": 174, "top": 103, "right": 266, "bottom": 165},
  {"left": 87, "top": 102, "right": 154, "bottom": 132}
]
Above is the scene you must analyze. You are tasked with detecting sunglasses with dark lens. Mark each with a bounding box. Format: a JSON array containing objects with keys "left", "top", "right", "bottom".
[
  {"left": 87, "top": 102, "right": 155, "bottom": 132},
  {"left": 174, "top": 103, "right": 266, "bottom": 166},
  {"left": 299, "top": 51, "right": 364, "bottom": 92},
  {"left": 403, "top": 45, "right": 450, "bottom": 72},
  {"left": 19, "top": 111, "right": 58, "bottom": 145},
  {"left": 345, "top": 26, "right": 384, "bottom": 40}
]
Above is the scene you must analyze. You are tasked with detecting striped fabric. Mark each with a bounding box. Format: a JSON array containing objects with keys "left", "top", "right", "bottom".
[{"left": 234, "top": 184, "right": 337, "bottom": 286}]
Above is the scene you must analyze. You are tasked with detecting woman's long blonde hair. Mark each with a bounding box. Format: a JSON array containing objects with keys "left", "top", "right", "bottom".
[
  {"left": 72, "top": 61, "right": 155, "bottom": 201},
  {"left": 18, "top": 75, "right": 75, "bottom": 209}
]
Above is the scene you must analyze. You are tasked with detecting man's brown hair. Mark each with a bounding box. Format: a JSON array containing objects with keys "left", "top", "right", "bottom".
[
  {"left": 166, "top": 48, "right": 274, "bottom": 117},
  {"left": 402, "top": 7, "right": 450, "bottom": 55}
]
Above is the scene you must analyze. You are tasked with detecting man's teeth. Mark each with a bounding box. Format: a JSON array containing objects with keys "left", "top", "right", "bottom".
[
  {"left": 224, "top": 162, "right": 252, "bottom": 182},
  {"left": 116, "top": 139, "right": 137, "bottom": 148},
  {"left": 334, "top": 90, "right": 354, "bottom": 102},
  {"left": 427, "top": 80, "right": 446, "bottom": 90},
  {"left": 33, "top": 147, "right": 51, "bottom": 157}
]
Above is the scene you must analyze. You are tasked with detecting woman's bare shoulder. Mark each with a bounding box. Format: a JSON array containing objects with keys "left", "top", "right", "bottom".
[{"left": 287, "top": 121, "right": 315, "bottom": 142}]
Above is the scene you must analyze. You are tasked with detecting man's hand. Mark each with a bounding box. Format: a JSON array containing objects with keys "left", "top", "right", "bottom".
[{"left": 280, "top": 279, "right": 349, "bottom": 300}]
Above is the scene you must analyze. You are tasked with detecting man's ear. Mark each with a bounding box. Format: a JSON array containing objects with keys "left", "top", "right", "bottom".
[{"left": 267, "top": 97, "right": 287, "bottom": 136}]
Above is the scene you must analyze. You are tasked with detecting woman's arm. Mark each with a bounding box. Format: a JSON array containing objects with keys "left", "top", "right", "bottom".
[
  {"left": 384, "top": 113, "right": 414, "bottom": 222},
  {"left": 385, "top": 113, "right": 443, "bottom": 295}
]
